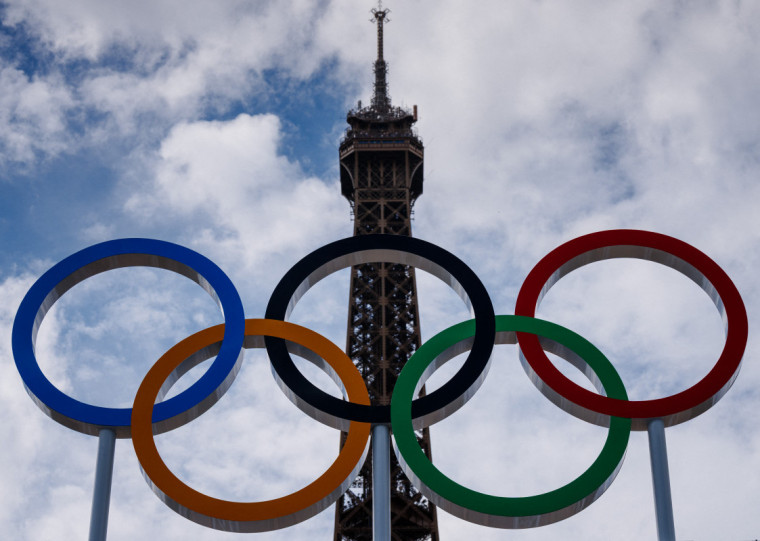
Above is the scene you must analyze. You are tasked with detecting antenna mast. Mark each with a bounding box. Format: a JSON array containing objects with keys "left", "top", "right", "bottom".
[{"left": 371, "top": 2, "right": 391, "bottom": 111}]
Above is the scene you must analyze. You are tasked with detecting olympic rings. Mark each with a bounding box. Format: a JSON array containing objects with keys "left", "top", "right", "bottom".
[
  {"left": 515, "top": 229, "right": 748, "bottom": 430},
  {"left": 11, "top": 238, "right": 245, "bottom": 437},
  {"left": 131, "top": 319, "right": 370, "bottom": 532},
  {"left": 11, "top": 230, "right": 748, "bottom": 533},
  {"left": 391, "top": 316, "right": 631, "bottom": 528},
  {"left": 265, "top": 234, "right": 496, "bottom": 429}
]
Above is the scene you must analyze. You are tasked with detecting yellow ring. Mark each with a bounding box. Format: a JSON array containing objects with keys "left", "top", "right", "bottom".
[{"left": 132, "top": 319, "right": 371, "bottom": 532}]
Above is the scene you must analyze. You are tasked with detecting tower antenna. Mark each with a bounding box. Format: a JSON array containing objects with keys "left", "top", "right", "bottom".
[{"left": 370, "top": 2, "right": 391, "bottom": 110}]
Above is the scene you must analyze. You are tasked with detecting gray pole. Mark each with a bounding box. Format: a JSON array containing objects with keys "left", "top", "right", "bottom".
[
  {"left": 88, "top": 428, "right": 116, "bottom": 541},
  {"left": 372, "top": 424, "right": 391, "bottom": 541},
  {"left": 647, "top": 419, "right": 676, "bottom": 541}
]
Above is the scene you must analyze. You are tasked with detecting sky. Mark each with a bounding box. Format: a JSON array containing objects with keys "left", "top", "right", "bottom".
[{"left": 1, "top": 0, "right": 759, "bottom": 539}]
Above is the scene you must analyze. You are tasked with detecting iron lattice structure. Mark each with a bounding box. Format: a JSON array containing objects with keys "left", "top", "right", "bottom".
[{"left": 333, "top": 6, "right": 439, "bottom": 541}]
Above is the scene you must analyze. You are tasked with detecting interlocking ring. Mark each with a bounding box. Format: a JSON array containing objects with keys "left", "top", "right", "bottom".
[
  {"left": 515, "top": 229, "right": 748, "bottom": 430},
  {"left": 265, "top": 234, "right": 496, "bottom": 428},
  {"left": 391, "top": 315, "right": 631, "bottom": 528},
  {"left": 131, "top": 319, "right": 370, "bottom": 532},
  {"left": 12, "top": 238, "right": 245, "bottom": 437}
]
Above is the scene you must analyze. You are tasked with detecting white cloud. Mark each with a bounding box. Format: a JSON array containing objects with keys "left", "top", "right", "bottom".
[
  {"left": 124, "top": 113, "right": 348, "bottom": 296},
  {"left": 0, "top": 66, "right": 73, "bottom": 166},
  {"left": 0, "top": 0, "right": 355, "bottom": 165},
  {"left": 3, "top": 0, "right": 344, "bottom": 124}
]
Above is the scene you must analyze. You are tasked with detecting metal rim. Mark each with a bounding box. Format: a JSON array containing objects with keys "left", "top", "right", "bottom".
[
  {"left": 265, "top": 234, "right": 496, "bottom": 427},
  {"left": 391, "top": 315, "right": 631, "bottom": 528},
  {"left": 11, "top": 238, "right": 245, "bottom": 437},
  {"left": 131, "top": 319, "right": 371, "bottom": 532},
  {"left": 515, "top": 229, "right": 748, "bottom": 429}
]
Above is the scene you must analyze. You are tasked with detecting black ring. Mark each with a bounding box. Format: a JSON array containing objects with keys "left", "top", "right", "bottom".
[{"left": 265, "top": 234, "right": 495, "bottom": 427}]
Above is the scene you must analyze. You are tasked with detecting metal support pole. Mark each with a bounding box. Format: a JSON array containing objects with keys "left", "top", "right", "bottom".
[
  {"left": 647, "top": 419, "right": 676, "bottom": 541},
  {"left": 88, "top": 428, "right": 116, "bottom": 541},
  {"left": 372, "top": 424, "right": 391, "bottom": 541}
]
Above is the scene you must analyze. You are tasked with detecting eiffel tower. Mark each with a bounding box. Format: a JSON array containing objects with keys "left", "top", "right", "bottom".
[{"left": 333, "top": 4, "right": 439, "bottom": 540}]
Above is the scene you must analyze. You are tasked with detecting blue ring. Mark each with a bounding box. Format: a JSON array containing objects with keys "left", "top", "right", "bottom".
[{"left": 12, "top": 238, "right": 245, "bottom": 437}]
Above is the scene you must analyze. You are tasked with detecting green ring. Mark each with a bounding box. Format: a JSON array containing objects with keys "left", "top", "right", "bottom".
[{"left": 391, "top": 315, "right": 631, "bottom": 528}]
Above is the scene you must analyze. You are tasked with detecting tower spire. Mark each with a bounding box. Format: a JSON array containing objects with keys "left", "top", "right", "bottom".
[{"left": 371, "top": 2, "right": 391, "bottom": 111}]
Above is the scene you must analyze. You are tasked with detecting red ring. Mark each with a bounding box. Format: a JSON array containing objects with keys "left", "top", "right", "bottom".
[{"left": 515, "top": 229, "right": 748, "bottom": 429}]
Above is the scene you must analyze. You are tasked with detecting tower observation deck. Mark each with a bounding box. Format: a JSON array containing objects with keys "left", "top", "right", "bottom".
[{"left": 334, "top": 4, "right": 439, "bottom": 541}]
